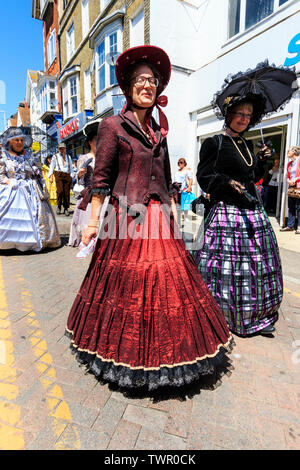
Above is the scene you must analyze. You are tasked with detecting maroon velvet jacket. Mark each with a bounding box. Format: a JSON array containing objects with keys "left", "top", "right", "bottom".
[{"left": 91, "top": 108, "right": 174, "bottom": 208}]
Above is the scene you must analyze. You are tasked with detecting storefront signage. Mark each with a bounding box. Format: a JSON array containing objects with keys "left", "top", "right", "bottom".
[
  {"left": 284, "top": 32, "right": 300, "bottom": 67},
  {"left": 59, "top": 110, "right": 93, "bottom": 142},
  {"left": 60, "top": 117, "right": 80, "bottom": 140}
]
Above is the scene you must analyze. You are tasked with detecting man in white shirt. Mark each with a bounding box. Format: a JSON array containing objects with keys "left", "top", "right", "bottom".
[{"left": 49, "top": 143, "right": 74, "bottom": 216}]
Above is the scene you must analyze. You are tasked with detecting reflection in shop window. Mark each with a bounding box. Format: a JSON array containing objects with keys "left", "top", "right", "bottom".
[
  {"left": 70, "top": 77, "right": 78, "bottom": 115},
  {"left": 109, "top": 33, "right": 118, "bottom": 86},
  {"left": 63, "top": 76, "right": 79, "bottom": 119},
  {"left": 96, "top": 29, "right": 120, "bottom": 94},
  {"left": 246, "top": 0, "right": 274, "bottom": 29},
  {"left": 228, "top": 0, "right": 241, "bottom": 38},
  {"left": 98, "top": 40, "right": 106, "bottom": 92},
  {"left": 228, "top": 0, "right": 291, "bottom": 38}
]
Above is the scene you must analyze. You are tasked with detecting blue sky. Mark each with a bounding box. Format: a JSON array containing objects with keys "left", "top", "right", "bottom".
[{"left": 0, "top": 1, "right": 44, "bottom": 132}]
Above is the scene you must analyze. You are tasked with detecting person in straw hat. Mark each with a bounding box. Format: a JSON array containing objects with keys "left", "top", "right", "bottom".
[
  {"left": 48, "top": 142, "right": 74, "bottom": 216},
  {"left": 66, "top": 46, "right": 233, "bottom": 392}
]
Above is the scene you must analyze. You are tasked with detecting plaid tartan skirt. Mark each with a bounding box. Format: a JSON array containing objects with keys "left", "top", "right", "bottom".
[{"left": 194, "top": 202, "right": 283, "bottom": 336}]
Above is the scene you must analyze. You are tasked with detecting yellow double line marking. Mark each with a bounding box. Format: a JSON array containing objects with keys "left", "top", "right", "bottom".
[
  {"left": 284, "top": 287, "right": 300, "bottom": 299},
  {"left": 0, "top": 256, "right": 81, "bottom": 449},
  {"left": 0, "top": 258, "right": 25, "bottom": 450},
  {"left": 14, "top": 263, "right": 81, "bottom": 450}
]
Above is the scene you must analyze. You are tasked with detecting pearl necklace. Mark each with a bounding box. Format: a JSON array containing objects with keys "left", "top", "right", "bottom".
[{"left": 226, "top": 133, "right": 253, "bottom": 167}]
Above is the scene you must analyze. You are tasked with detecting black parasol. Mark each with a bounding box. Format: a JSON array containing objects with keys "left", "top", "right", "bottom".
[{"left": 213, "top": 60, "right": 298, "bottom": 128}]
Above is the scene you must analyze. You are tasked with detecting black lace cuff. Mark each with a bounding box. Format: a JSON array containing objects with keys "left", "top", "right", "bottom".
[{"left": 91, "top": 187, "right": 111, "bottom": 196}]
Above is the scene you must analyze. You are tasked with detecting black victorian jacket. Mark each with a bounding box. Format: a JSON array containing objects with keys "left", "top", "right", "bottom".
[
  {"left": 90, "top": 107, "right": 174, "bottom": 209},
  {"left": 196, "top": 134, "right": 266, "bottom": 210}
]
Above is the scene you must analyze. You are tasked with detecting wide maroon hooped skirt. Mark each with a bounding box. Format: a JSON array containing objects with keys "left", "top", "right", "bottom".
[{"left": 66, "top": 197, "right": 233, "bottom": 390}]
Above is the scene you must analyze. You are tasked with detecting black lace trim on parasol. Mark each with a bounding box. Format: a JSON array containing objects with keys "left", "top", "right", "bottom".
[
  {"left": 212, "top": 59, "right": 298, "bottom": 128},
  {"left": 65, "top": 330, "right": 234, "bottom": 391}
]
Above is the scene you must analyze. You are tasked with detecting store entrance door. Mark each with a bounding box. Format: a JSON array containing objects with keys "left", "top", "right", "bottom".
[{"left": 245, "top": 125, "right": 287, "bottom": 220}]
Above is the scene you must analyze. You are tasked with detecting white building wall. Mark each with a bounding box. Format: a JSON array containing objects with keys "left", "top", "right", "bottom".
[
  {"left": 149, "top": 0, "right": 228, "bottom": 71},
  {"left": 161, "top": 68, "right": 196, "bottom": 178},
  {"left": 130, "top": 7, "right": 145, "bottom": 47}
]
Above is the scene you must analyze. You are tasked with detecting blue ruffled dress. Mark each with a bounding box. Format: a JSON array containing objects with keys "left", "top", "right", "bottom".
[{"left": 0, "top": 150, "right": 61, "bottom": 252}]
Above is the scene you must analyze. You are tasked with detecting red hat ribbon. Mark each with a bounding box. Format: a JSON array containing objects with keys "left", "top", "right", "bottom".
[
  {"left": 121, "top": 95, "right": 169, "bottom": 144},
  {"left": 145, "top": 95, "right": 169, "bottom": 143}
]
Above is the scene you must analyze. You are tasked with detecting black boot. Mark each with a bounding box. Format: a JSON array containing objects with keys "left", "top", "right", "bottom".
[{"left": 260, "top": 324, "right": 276, "bottom": 336}]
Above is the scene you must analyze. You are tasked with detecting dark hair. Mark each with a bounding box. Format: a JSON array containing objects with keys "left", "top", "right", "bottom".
[
  {"left": 85, "top": 131, "right": 97, "bottom": 151},
  {"left": 123, "top": 59, "right": 163, "bottom": 97},
  {"left": 178, "top": 158, "right": 187, "bottom": 166}
]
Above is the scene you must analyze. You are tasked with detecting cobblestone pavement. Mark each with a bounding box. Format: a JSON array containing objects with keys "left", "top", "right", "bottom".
[{"left": 0, "top": 212, "right": 299, "bottom": 450}]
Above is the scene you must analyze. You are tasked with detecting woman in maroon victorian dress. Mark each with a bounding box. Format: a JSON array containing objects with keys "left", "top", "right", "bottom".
[{"left": 66, "top": 46, "right": 233, "bottom": 391}]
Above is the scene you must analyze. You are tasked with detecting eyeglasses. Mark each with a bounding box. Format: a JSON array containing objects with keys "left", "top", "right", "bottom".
[
  {"left": 131, "top": 75, "right": 159, "bottom": 88},
  {"left": 178, "top": 161, "right": 185, "bottom": 165},
  {"left": 232, "top": 112, "right": 253, "bottom": 120}
]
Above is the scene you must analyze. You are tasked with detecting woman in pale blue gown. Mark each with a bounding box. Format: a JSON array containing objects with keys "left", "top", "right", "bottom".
[{"left": 0, "top": 127, "right": 61, "bottom": 252}]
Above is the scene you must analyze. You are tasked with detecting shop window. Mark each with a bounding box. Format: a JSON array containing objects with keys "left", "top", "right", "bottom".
[
  {"left": 109, "top": 33, "right": 118, "bottom": 86},
  {"left": 70, "top": 77, "right": 78, "bottom": 115},
  {"left": 67, "top": 24, "right": 75, "bottom": 61},
  {"left": 97, "top": 40, "right": 106, "bottom": 92},
  {"left": 37, "top": 79, "right": 58, "bottom": 115},
  {"left": 82, "top": 0, "right": 89, "bottom": 38},
  {"left": 96, "top": 28, "right": 120, "bottom": 94},
  {"left": 228, "top": 0, "right": 292, "bottom": 38},
  {"left": 47, "top": 29, "right": 56, "bottom": 67},
  {"left": 62, "top": 76, "right": 79, "bottom": 119},
  {"left": 245, "top": 0, "right": 274, "bottom": 29}
]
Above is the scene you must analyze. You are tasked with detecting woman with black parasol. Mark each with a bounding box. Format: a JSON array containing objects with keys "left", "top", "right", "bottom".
[{"left": 194, "top": 61, "right": 298, "bottom": 337}]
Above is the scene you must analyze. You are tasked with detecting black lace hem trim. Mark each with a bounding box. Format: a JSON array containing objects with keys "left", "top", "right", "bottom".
[
  {"left": 65, "top": 331, "right": 234, "bottom": 391},
  {"left": 91, "top": 187, "right": 111, "bottom": 196}
]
